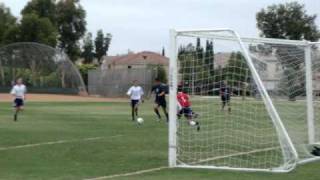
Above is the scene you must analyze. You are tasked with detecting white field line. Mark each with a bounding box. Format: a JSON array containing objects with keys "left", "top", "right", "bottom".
[
  {"left": 84, "top": 166, "right": 168, "bottom": 180},
  {"left": 179, "top": 146, "right": 281, "bottom": 165},
  {"left": 0, "top": 135, "right": 123, "bottom": 151}
]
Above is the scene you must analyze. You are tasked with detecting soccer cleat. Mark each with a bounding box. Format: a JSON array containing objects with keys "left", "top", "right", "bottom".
[
  {"left": 14, "top": 114, "right": 17, "bottom": 122},
  {"left": 196, "top": 122, "right": 200, "bottom": 131}
]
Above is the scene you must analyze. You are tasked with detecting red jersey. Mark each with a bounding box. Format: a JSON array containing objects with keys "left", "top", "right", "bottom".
[{"left": 177, "top": 92, "right": 191, "bottom": 107}]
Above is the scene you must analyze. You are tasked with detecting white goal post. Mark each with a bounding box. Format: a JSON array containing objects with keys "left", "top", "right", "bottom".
[{"left": 169, "top": 28, "right": 320, "bottom": 172}]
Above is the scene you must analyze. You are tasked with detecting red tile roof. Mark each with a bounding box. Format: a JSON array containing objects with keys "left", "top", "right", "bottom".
[{"left": 103, "top": 51, "right": 169, "bottom": 66}]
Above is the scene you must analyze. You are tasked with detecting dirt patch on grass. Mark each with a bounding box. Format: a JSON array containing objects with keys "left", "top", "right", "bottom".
[{"left": 0, "top": 93, "right": 127, "bottom": 103}]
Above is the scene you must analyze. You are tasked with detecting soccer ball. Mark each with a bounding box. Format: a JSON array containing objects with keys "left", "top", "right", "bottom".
[
  {"left": 189, "top": 120, "right": 197, "bottom": 126},
  {"left": 137, "top": 117, "right": 144, "bottom": 124}
]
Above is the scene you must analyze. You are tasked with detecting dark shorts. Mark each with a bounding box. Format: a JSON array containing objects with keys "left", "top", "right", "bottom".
[
  {"left": 221, "top": 95, "right": 230, "bottom": 102},
  {"left": 155, "top": 100, "right": 167, "bottom": 108},
  {"left": 131, "top": 100, "right": 140, "bottom": 108},
  {"left": 14, "top": 98, "right": 24, "bottom": 107},
  {"left": 179, "top": 107, "right": 192, "bottom": 117}
]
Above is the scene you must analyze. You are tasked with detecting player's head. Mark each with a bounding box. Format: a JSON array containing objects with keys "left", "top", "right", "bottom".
[
  {"left": 133, "top": 80, "right": 138, "bottom": 86},
  {"left": 16, "top": 78, "right": 23, "bottom": 85},
  {"left": 154, "top": 78, "right": 161, "bottom": 85}
]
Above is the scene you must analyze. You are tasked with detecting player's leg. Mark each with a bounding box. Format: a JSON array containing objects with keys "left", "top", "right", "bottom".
[
  {"left": 14, "top": 107, "right": 19, "bottom": 121},
  {"left": 160, "top": 101, "right": 169, "bottom": 122},
  {"left": 131, "top": 100, "right": 136, "bottom": 121},
  {"left": 13, "top": 99, "right": 23, "bottom": 121},
  {"left": 227, "top": 96, "right": 231, "bottom": 112},
  {"left": 134, "top": 100, "right": 139, "bottom": 117},
  {"left": 154, "top": 103, "right": 162, "bottom": 120},
  {"left": 177, "top": 108, "right": 183, "bottom": 119},
  {"left": 221, "top": 96, "right": 226, "bottom": 111},
  {"left": 185, "top": 107, "right": 200, "bottom": 131}
]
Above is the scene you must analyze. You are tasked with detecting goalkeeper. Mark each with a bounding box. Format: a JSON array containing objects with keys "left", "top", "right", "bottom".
[
  {"left": 220, "top": 80, "right": 232, "bottom": 112},
  {"left": 177, "top": 85, "right": 200, "bottom": 131}
]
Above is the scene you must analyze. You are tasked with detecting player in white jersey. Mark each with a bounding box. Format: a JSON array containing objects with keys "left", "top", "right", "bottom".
[
  {"left": 127, "top": 80, "right": 144, "bottom": 121},
  {"left": 10, "top": 78, "right": 27, "bottom": 121}
]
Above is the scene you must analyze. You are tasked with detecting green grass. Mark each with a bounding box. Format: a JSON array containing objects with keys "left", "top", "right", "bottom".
[{"left": 0, "top": 100, "right": 319, "bottom": 180}]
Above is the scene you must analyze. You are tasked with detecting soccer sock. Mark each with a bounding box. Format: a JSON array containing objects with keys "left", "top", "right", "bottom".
[
  {"left": 135, "top": 108, "right": 138, "bottom": 116},
  {"left": 14, "top": 110, "right": 18, "bottom": 121},
  {"left": 154, "top": 108, "right": 161, "bottom": 119},
  {"left": 165, "top": 112, "right": 169, "bottom": 121},
  {"left": 132, "top": 109, "right": 135, "bottom": 121}
]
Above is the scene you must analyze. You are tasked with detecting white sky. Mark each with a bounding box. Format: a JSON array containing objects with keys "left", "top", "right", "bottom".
[{"left": 1, "top": 0, "right": 319, "bottom": 55}]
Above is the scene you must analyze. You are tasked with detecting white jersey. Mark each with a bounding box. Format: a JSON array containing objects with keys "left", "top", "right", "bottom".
[
  {"left": 10, "top": 84, "right": 27, "bottom": 99},
  {"left": 127, "top": 86, "right": 144, "bottom": 100}
]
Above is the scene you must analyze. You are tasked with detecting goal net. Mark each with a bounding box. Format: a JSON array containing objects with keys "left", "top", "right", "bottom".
[{"left": 168, "top": 29, "right": 320, "bottom": 172}]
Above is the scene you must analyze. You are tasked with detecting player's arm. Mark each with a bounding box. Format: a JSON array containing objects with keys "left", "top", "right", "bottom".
[
  {"left": 140, "top": 87, "right": 144, "bottom": 103},
  {"left": 126, "top": 87, "right": 132, "bottom": 97},
  {"left": 158, "top": 91, "right": 165, "bottom": 97},
  {"left": 10, "top": 87, "right": 16, "bottom": 98},
  {"left": 158, "top": 86, "right": 166, "bottom": 96},
  {"left": 24, "top": 86, "right": 27, "bottom": 100}
]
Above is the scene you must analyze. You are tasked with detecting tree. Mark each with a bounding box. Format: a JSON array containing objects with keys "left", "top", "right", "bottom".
[
  {"left": 2, "top": 24, "right": 20, "bottom": 44},
  {"left": 257, "top": 1, "right": 320, "bottom": 41},
  {"left": 162, "top": 47, "right": 165, "bottom": 56},
  {"left": 94, "top": 30, "right": 104, "bottom": 63},
  {"left": 156, "top": 65, "right": 167, "bottom": 83},
  {"left": 257, "top": 2, "right": 320, "bottom": 100},
  {"left": 224, "top": 52, "right": 250, "bottom": 96},
  {"left": 204, "top": 40, "right": 214, "bottom": 76},
  {"left": 21, "top": 0, "right": 57, "bottom": 25},
  {"left": 77, "top": 63, "right": 97, "bottom": 85},
  {"left": 19, "top": 13, "right": 58, "bottom": 47},
  {"left": 0, "top": 3, "right": 17, "bottom": 45},
  {"left": 81, "top": 32, "right": 94, "bottom": 64},
  {"left": 95, "top": 30, "right": 112, "bottom": 64},
  {"left": 56, "top": 0, "right": 86, "bottom": 62}
]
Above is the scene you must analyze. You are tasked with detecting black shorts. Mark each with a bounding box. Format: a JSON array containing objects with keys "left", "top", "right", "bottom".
[
  {"left": 221, "top": 95, "right": 230, "bottom": 102},
  {"left": 131, "top": 100, "right": 140, "bottom": 108},
  {"left": 14, "top": 98, "right": 24, "bottom": 107},
  {"left": 155, "top": 100, "right": 166, "bottom": 108},
  {"left": 179, "top": 107, "right": 192, "bottom": 117}
]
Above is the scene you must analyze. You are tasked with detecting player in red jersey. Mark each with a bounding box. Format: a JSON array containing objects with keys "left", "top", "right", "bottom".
[{"left": 177, "top": 85, "right": 200, "bottom": 131}]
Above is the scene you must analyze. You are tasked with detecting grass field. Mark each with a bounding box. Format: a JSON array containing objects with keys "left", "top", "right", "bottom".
[{"left": 0, "top": 96, "right": 319, "bottom": 180}]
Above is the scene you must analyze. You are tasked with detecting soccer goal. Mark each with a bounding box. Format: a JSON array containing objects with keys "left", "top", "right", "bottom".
[{"left": 168, "top": 29, "right": 320, "bottom": 172}]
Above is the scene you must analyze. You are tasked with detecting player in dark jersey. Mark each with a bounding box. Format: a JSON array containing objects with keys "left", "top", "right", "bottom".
[
  {"left": 151, "top": 78, "right": 169, "bottom": 122},
  {"left": 177, "top": 85, "right": 200, "bottom": 131},
  {"left": 220, "top": 80, "right": 232, "bottom": 112}
]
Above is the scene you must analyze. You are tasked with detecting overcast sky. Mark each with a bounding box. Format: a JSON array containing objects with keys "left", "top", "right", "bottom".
[{"left": 1, "top": 0, "right": 319, "bottom": 55}]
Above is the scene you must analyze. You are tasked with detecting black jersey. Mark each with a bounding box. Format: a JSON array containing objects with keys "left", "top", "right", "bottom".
[
  {"left": 152, "top": 84, "right": 166, "bottom": 102},
  {"left": 220, "top": 86, "right": 231, "bottom": 97}
]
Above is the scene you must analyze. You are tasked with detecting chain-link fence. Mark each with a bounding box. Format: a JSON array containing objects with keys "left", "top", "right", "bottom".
[{"left": 88, "top": 68, "right": 157, "bottom": 97}]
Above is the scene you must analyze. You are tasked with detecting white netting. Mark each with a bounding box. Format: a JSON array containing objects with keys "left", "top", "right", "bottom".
[
  {"left": 0, "top": 42, "right": 86, "bottom": 95},
  {"left": 312, "top": 43, "right": 320, "bottom": 144},
  {"left": 247, "top": 42, "right": 314, "bottom": 162},
  {"left": 170, "top": 30, "right": 319, "bottom": 172}
]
